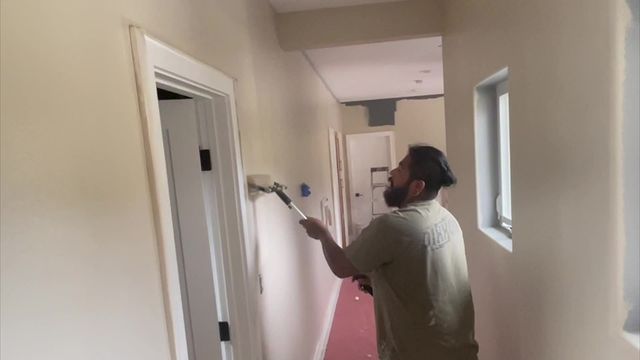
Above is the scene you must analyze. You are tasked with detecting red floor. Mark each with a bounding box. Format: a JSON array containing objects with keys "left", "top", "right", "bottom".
[{"left": 324, "top": 279, "right": 379, "bottom": 360}]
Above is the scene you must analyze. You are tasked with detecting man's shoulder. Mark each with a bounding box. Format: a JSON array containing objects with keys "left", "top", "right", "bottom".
[
  {"left": 370, "top": 210, "right": 422, "bottom": 236},
  {"left": 375, "top": 210, "right": 409, "bottom": 226}
]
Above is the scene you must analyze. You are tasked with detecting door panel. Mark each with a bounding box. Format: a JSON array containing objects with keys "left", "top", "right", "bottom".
[
  {"left": 159, "top": 99, "right": 223, "bottom": 360},
  {"left": 347, "top": 133, "right": 394, "bottom": 236}
]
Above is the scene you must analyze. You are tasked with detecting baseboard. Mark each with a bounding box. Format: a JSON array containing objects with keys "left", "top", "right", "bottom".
[{"left": 313, "top": 279, "right": 343, "bottom": 360}]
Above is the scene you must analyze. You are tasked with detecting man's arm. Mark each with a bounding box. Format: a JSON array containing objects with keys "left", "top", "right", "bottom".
[
  {"left": 319, "top": 233, "right": 360, "bottom": 278},
  {"left": 300, "top": 218, "right": 359, "bottom": 278}
]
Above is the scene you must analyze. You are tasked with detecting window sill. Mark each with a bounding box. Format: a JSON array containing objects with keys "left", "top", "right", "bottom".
[
  {"left": 479, "top": 226, "right": 513, "bottom": 253},
  {"left": 623, "top": 331, "right": 640, "bottom": 349}
]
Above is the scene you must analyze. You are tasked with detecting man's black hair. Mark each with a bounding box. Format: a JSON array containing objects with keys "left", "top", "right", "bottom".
[{"left": 407, "top": 145, "right": 457, "bottom": 200}]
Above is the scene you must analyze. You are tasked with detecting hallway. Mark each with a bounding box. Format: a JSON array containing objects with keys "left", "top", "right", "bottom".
[
  {"left": 1, "top": 0, "right": 638, "bottom": 359},
  {"left": 324, "top": 279, "right": 378, "bottom": 360}
]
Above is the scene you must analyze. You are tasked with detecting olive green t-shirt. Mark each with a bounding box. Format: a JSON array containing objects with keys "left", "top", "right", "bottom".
[{"left": 345, "top": 200, "right": 479, "bottom": 360}]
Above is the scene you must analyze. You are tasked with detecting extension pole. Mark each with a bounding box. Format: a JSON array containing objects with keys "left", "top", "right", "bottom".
[{"left": 274, "top": 189, "right": 308, "bottom": 220}]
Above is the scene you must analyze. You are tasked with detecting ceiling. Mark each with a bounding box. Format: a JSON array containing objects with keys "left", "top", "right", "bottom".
[
  {"left": 304, "top": 36, "right": 443, "bottom": 103},
  {"left": 270, "top": 0, "right": 406, "bottom": 13}
]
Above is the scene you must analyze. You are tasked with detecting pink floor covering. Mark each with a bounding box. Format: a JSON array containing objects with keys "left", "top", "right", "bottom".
[{"left": 324, "top": 279, "right": 379, "bottom": 360}]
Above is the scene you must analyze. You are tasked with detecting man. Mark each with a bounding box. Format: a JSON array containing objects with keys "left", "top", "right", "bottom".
[{"left": 300, "top": 145, "right": 479, "bottom": 360}]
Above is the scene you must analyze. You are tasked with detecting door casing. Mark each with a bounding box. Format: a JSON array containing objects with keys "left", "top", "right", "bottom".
[{"left": 130, "top": 27, "right": 258, "bottom": 360}]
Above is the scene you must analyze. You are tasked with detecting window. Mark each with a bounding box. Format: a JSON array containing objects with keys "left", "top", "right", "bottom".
[
  {"left": 474, "top": 68, "right": 513, "bottom": 251},
  {"left": 496, "top": 81, "right": 512, "bottom": 233}
]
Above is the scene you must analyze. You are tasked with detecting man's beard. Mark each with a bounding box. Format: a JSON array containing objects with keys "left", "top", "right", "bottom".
[{"left": 383, "top": 182, "right": 410, "bottom": 208}]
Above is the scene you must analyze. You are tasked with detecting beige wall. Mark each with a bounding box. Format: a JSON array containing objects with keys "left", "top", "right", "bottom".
[
  {"left": 275, "top": 0, "right": 442, "bottom": 50},
  {"left": 244, "top": 2, "right": 343, "bottom": 359},
  {"left": 442, "top": 0, "right": 637, "bottom": 359},
  {"left": 342, "top": 98, "right": 447, "bottom": 163},
  {"left": 0, "top": 0, "right": 341, "bottom": 359}
]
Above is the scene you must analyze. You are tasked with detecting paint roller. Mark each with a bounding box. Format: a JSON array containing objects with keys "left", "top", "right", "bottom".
[{"left": 247, "top": 175, "right": 308, "bottom": 220}]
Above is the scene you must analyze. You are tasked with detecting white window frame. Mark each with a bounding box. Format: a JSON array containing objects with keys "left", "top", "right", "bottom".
[
  {"left": 474, "top": 67, "right": 512, "bottom": 252},
  {"left": 496, "top": 81, "right": 513, "bottom": 234}
]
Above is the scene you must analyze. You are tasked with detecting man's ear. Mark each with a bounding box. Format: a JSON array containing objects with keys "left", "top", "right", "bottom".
[{"left": 410, "top": 179, "right": 426, "bottom": 197}]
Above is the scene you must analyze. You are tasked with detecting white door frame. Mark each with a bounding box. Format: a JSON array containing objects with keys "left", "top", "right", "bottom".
[
  {"left": 328, "top": 128, "right": 348, "bottom": 247},
  {"left": 130, "top": 27, "right": 258, "bottom": 360},
  {"left": 345, "top": 131, "right": 396, "bottom": 237}
]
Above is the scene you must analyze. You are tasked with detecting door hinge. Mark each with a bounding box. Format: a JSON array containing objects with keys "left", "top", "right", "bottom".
[
  {"left": 199, "top": 149, "right": 212, "bottom": 171},
  {"left": 219, "top": 321, "right": 231, "bottom": 342}
]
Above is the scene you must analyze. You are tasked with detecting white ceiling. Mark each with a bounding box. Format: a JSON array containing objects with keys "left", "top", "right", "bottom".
[
  {"left": 270, "top": 0, "right": 406, "bottom": 13},
  {"left": 304, "top": 37, "right": 443, "bottom": 103}
]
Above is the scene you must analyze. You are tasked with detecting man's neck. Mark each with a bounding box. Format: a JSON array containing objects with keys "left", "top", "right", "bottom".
[{"left": 400, "top": 195, "right": 435, "bottom": 208}]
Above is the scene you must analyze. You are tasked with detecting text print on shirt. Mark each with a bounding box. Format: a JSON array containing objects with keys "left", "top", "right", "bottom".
[{"left": 423, "top": 217, "right": 455, "bottom": 251}]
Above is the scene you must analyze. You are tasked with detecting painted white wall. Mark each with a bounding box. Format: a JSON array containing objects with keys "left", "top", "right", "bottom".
[
  {"left": 342, "top": 98, "right": 447, "bottom": 161},
  {"left": 0, "top": 0, "right": 340, "bottom": 359},
  {"left": 442, "top": 0, "right": 638, "bottom": 359}
]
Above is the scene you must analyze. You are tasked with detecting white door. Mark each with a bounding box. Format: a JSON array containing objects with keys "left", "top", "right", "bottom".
[
  {"left": 159, "top": 99, "right": 224, "bottom": 360},
  {"left": 346, "top": 132, "right": 396, "bottom": 237}
]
